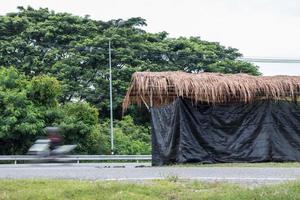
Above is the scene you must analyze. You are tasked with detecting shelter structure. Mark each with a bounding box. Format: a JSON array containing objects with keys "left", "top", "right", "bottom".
[{"left": 123, "top": 71, "right": 300, "bottom": 166}]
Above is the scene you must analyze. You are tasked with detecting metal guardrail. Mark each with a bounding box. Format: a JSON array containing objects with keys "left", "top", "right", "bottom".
[{"left": 0, "top": 155, "right": 152, "bottom": 164}]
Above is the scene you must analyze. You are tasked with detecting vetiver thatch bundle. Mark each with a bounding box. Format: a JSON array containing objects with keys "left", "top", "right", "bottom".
[{"left": 123, "top": 71, "right": 300, "bottom": 110}]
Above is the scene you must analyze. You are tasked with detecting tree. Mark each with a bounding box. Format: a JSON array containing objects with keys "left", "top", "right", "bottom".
[
  {"left": 27, "top": 75, "right": 61, "bottom": 106},
  {"left": 206, "top": 60, "right": 261, "bottom": 75},
  {"left": 59, "top": 102, "right": 100, "bottom": 154},
  {"left": 0, "top": 7, "right": 262, "bottom": 155},
  {"left": 0, "top": 7, "right": 260, "bottom": 121},
  {"left": 0, "top": 67, "right": 101, "bottom": 155},
  {"left": 99, "top": 116, "right": 151, "bottom": 155},
  {"left": 0, "top": 67, "right": 44, "bottom": 154}
]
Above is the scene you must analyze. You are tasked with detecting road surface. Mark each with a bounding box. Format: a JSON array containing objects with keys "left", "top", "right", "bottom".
[{"left": 0, "top": 163, "right": 299, "bottom": 185}]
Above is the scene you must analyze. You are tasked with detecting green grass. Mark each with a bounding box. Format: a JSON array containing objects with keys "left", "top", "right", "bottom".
[
  {"left": 0, "top": 179, "right": 300, "bottom": 200},
  {"left": 168, "top": 162, "right": 300, "bottom": 168}
]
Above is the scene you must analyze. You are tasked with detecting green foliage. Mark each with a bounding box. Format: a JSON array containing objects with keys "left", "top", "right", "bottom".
[
  {"left": 0, "top": 66, "right": 25, "bottom": 89},
  {"left": 0, "top": 7, "right": 260, "bottom": 121},
  {"left": 206, "top": 60, "right": 261, "bottom": 75},
  {"left": 59, "top": 102, "right": 100, "bottom": 154},
  {"left": 0, "top": 67, "right": 44, "bottom": 154},
  {"left": 0, "top": 67, "right": 100, "bottom": 155},
  {"left": 0, "top": 7, "right": 262, "bottom": 155},
  {"left": 27, "top": 75, "right": 61, "bottom": 106},
  {"left": 99, "top": 116, "right": 151, "bottom": 155}
]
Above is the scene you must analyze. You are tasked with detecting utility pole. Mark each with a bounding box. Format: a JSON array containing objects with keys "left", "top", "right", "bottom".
[{"left": 109, "top": 39, "right": 114, "bottom": 155}]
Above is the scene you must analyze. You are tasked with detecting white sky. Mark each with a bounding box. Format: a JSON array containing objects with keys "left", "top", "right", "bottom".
[{"left": 1, "top": 0, "right": 300, "bottom": 75}]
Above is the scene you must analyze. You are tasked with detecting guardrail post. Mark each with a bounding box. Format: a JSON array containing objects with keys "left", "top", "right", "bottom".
[
  {"left": 77, "top": 158, "right": 79, "bottom": 164},
  {"left": 14, "top": 160, "right": 17, "bottom": 165}
]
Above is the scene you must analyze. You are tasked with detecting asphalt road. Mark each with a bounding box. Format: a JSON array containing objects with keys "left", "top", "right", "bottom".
[{"left": 0, "top": 163, "right": 299, "bottom": 185}]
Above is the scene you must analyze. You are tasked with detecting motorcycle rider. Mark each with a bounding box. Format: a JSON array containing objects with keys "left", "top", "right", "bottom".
[{"left": 48, "top": 132, "right": 62, "bottom": 150}]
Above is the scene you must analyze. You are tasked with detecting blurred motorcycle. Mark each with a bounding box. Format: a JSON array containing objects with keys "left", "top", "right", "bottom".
[
  {"left": 27, "top": 127, "right": 76, "bottom": 161},
  {"left": 27, "top": 139, "right": 77, "bottom": 158}
]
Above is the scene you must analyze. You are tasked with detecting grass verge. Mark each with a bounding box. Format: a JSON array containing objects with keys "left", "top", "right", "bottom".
[{"left": 0, "top": 179, "right": 300, "bottom": 200}]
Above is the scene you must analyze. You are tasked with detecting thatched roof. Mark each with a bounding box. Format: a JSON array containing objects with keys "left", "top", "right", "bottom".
[{"left": 123, "top": 71, "right": 300, "bottom": 110}]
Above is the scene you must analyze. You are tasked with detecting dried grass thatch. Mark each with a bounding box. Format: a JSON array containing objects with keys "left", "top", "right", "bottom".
[{"left": 123, "top": 71, "right": 300, "bottom": 110}]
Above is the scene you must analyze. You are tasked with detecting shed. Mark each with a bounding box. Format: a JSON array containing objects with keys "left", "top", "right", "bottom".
[{"left": 123, "top": 71, "right": 300, "bottom": 165}]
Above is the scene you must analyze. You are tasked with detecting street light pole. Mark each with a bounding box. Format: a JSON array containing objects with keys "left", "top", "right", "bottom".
[{"left": 109, "top": 39, "right": 114, "bottom": 155}]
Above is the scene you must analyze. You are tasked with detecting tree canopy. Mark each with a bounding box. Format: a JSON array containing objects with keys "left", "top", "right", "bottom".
[
  {"left": 0, "top": 7, "right": 261, "bottom": 155},
  {"left": 0, "top": 67, "right": 151, "bottom": 155},
  {"left": 0, "top": 67, "right": 100, "bottom": 154},
  {"left": 0, "top": 7, "right": 260, "bottom": 120}
]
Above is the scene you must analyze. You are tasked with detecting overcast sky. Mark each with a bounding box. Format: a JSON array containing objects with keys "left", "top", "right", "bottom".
[{"left": 1, "top": 0, "right": 300, "bottom": 75}]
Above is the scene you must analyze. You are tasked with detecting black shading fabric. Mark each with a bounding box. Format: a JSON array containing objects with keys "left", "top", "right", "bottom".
[{"left": 151, "top": 98, "right": 300, "bottom": 166}]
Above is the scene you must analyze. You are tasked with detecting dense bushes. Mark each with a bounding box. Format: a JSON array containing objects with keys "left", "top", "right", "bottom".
[
  {"left": 0, "top": 67, "right": 150, "bottom": 155},
  {"left": 98, "top": 116, "right": 151, "bottom": 155},
  {"left": 0, "top": 67, "right": 43, "bottom": 154},
  {"left": 27, "top": 75, "right": 61, "bottom": 106},
  {"left": 59, "top": 102, "right": 100, "bottom": 154}
]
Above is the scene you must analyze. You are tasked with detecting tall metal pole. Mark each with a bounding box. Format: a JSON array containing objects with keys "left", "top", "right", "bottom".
[{"left": 109, "top": 39, "right": 114, "bottom": 155}]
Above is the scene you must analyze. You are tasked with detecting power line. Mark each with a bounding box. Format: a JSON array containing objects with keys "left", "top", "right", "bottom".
[{"left": 239, "top": 57, "right": 300, "bottom": 64}]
